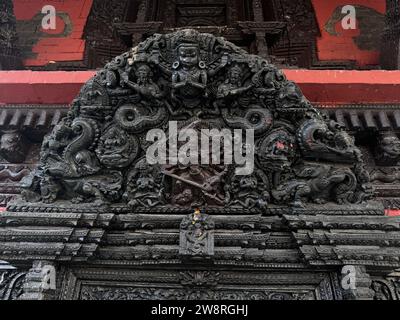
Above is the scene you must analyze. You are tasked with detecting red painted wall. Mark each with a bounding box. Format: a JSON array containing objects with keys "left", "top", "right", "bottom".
[
  {"left": 13, "top": 0, "right": 93, "bottom": 66},
  {"left": 11, "top": 1, "right": 387, "bottom": 69},
  {"left": 311, "top": 0, "right": 386, "bottom": 67},
  {"left": 1, "top": 70, "right": 400, "bottom": 105}
]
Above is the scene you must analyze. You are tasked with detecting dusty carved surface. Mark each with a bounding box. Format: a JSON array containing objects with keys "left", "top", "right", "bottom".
[
  {"left": 0, "top": 0, "right": 21, "bottom": 70},
  {"left": 19, "top": 29, "right": 373, "bottom": 212}
]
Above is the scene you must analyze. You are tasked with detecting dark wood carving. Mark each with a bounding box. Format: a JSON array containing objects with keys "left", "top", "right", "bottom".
[
  {"left": 0, "top": 261, "right": 25, "bottom": 300},
  {"left": 1, "top": 30, "right": 400, "bottom": 301},
  {"left": 381, "top": 0, "right": 400, "bottom": 69},
  {"left": 0, "top": 0, "right": 22, "bottom": 70},
  {"left": 17, "top": 29, "right": 372, "bottom": 211},
  {"left": 82, "top": 0, "right": 130, "bottom": 69}
]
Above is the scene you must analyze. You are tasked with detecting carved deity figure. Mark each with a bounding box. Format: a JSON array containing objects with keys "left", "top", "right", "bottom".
[
  {"left": 95, "top": 125, "right": 139, "bottom": 168},
  {"left": 124, "top": 159, "right": 164, "bottom": 208},
  {"left": 40, "top": 121, "right": 72, "bottom": 163},
  {"left": 125, "top": 63, "right": 163, "bottom": 105},
  {"left": 217, "top": 65, "right": 253, "bottom": 101},
  {"left": 180, "top": 209, "right": 214, "bottom": 257},
  {"left": 172, "top": 43, "right": 207, "bottom": 108}
]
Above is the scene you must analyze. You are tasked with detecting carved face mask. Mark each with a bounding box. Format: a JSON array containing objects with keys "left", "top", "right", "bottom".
[
  {"left": 178, "top": 46, "right": 199, "bottom": 67},
  {"left": 0, "top": 131, "right": 27, "bottom": 163},
  {"left": 229, "top": 68, "right": 241, "bottom": 84},
  {"left": 136, "top": 65, "right": 151, "bottom": 83}
]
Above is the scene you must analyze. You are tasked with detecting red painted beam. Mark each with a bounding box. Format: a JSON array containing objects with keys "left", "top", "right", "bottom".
[
  {"left": 385, "top": 210, "right": 400, "bottom": 217},
  {"left": 13, "top": 0, "right": 94, "bottom": 67},
  {"left": 0, "top": 71, "right": 95, "bottom": 105},
  {"left": 0, "top": 70, "right": 400, "bottom": 105},
  {"left": 285, "top": 70, "right": 400, "bottom": 105}
]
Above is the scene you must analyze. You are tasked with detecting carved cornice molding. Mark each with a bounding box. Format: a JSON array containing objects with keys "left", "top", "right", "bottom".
[
  {"left": 113, "top": 22, "right": 164, "bottom": 37},
  {"left": 237, "top": 21, "right": 287, "bottom": 34}
]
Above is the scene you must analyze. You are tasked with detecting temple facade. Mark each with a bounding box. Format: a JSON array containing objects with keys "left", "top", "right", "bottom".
[{"left": 0, "top": 0, "right": 400, "bottom": 301}]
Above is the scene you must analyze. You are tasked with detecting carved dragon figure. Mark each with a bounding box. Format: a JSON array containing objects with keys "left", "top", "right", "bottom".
[
  {"left": 297, "top": 119, "right": 361, "bottom": 163},
  {"left": 272, "top": 163, "right": 357, "bottom": 208},
  {"left": 114, "top": 104, "right": 168, "bottom": 133},
  {"left": 221, "top": 107, "right": 273, "bottom": 136},
  {"left": 44, "top": 118, "right": 100, "bottom": 178}
]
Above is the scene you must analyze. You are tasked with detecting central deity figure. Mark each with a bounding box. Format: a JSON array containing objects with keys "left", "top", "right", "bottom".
[{"left": 172, "top": 43, "right": 207, "bottom": 109}]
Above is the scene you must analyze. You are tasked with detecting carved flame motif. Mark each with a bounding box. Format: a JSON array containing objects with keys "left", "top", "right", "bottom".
[{"left": 20, "top": 29, "right": 373, "bottom": 211}]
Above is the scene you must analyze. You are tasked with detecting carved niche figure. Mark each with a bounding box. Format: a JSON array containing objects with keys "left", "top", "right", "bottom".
[
  {"left": 180, "top": 209, "right": 214, "bottom": 257},
  {"left": 252, "top": 66, "right": 286, "bottom": 107},
  {"left": 124, "top": 158, "right": 164, "bottom": 209},
  {"left": 18, "top": 29, "right": 373, "bottom": 211},
  {"left": 224, "top": 167, "right": 270, "bottom": 212},
  {"left": 95, "top": 125, "right": 139, "bottom": 168},
  {"left": 374, "top": 132, "right": 400, "bottom": 166},
  {"left": 257, "top": 128, "right": 296, "bottom": 172},
  {"left": 0, "top": 131, "right": 28, "bottom": 163}
]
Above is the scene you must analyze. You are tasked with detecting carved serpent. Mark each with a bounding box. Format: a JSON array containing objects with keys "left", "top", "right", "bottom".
[
  {"left": 61, "top": 118, "right": 100, "bottom": 177},
  {"left": 332, "top": 169, "right": 361, "bottom": 204},
  {"left": 297, "top": 119, "right": 329, "bottom": 152},
  {"left": 114, "top": 105, "right": 168, "bottom": 133},
  {"left": 221, "top": 106, "right": 273, "bottom": 136}
]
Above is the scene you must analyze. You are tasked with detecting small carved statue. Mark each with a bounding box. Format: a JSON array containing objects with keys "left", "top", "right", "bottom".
[
  {"left": 180, "top": 209, "right": 214, "bottom": 257},
  {"left": 258, "top": 128, "right": 296, "bottom": 171},
  {"left": 252, "top": 67, "right": 285, "bottom": 105},
  {"left": 40, "top": 121, "right": 72, "bottom": 163},
  {"left": 277, "top": 81, "right": 310, "bottom": 109}
]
